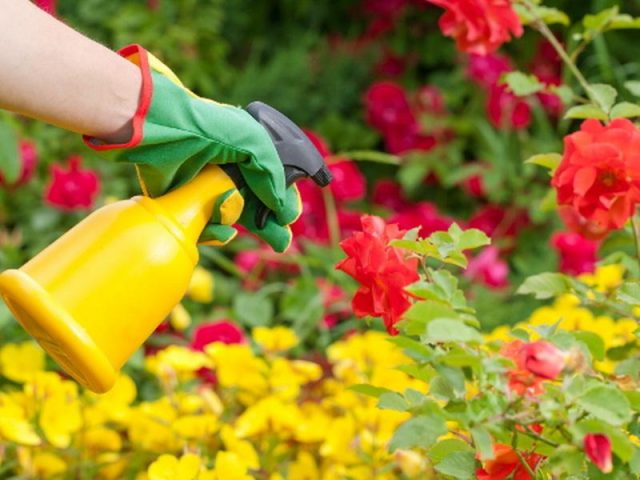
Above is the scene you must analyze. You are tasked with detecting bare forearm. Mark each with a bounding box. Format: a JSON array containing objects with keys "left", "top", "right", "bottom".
[{"left": 0, "top": 0, "right": 141, "bottom": 142}]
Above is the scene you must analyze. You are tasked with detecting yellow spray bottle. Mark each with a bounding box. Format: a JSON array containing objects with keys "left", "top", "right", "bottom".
[{"left": 0, "top": 102, "right": 331, "bottom": 393}]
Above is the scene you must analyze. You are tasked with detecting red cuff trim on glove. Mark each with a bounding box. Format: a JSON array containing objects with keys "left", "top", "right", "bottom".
[{"left": 83, "top": 44, "right": 153, "bottom": 151}]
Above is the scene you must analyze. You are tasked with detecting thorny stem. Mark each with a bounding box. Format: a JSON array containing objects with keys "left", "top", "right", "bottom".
[{"left": 518, "top": 0, "right": 592, "bottom": 96}]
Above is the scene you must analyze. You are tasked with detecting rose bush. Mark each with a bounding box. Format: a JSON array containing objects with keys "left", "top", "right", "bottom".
[{"left": 2, "top": 0, "right": 640, "bottom": 478}]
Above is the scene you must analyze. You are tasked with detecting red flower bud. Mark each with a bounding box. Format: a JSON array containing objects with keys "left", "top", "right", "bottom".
[
  {"left": 190, "top": 320, "right": 246, "bottom": 352},
  {"left": 584, "top": 433, "right": 613, "bottom": 473},
  {"left": 45, "top": 156, "right": 100, "bottom": 211}
]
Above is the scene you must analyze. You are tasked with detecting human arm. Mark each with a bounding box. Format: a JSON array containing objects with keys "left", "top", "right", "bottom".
[{"left": 0, "top": 0, "right": 141, "bottom": 143}]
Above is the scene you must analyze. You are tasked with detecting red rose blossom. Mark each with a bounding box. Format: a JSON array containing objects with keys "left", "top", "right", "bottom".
[
  {"left": 468, "top": 205, "right": 529, "bottom": 242},
  {"left": 372, "top": 180, "right": 411, "bottom": 212},
  {"left": 45, "top": 156, "right": 100, "bottom": 211},
  {"left": 552, "top": 119, "right": 640, "bottom": 236},
  {"left": 364, "top": 81, "right": 415, "bottom": 134},
  {"left": 0, "top": 140, "right": 38, "bottom": 188},
  {"left": 551, "top": 231, "right": 599, "bottom": 276},
  {"left": 390, "top": 202, "right": 453, "bottom": 237},
  {"left": 476, "top": 444, "right": 544, "bottom": 480},
  {"left": 584, "top": 433, "right": 613, "bottom": 473},
  {"left": 501, "top": 340, "right": 565, "bottom": 395},
  {"left": 190, "top": 320, "right": 246, "bottom": 352},
  {"left": 428, "top": 0, "right": 523, "bottom": 55},
  {"left": 336, "top": 215, "right": 419, "bottom": 335}
]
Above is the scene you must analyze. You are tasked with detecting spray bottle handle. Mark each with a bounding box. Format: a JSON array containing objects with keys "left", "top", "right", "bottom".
[{"left": 221, "top": 102, "right": 332, "bottom": 229}]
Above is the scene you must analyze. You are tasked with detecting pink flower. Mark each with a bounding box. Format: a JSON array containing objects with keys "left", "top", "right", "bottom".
[
  {"left": 0, "top": 140, "right": 38, "bottom": 188},
  {"left": 551, "top": 232, "right": 599, "bottom": 276},
  {"left": 45, "top": 156, "right": 100, "bottom": 210},
  {"left": 467, "top": 52, "right": 513, "bottom": 89},
  {"left": 465, "top": 246, "right": 508, "bottom": 289},
  {"left": 584, "top": 434, "right": 613, "bottom": 473},
  {"left": 428, "top": 0, "right": 523, "bottom": 55},
  {"left": 487, "top": 84, "right": 532, "bottom": 130},
  {"left": 519, "top": 341, "right": 566, "bottom": 379},
  {"left": 190, "top": 320, "right": 246, "bottom": 352},
  {"left": 329, "top": 160, "right": 366, "bottom": 202}
]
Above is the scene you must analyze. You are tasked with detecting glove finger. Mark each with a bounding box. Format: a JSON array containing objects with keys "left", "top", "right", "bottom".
[
  {"left": 211, "top": 188, "right": 244, "bottom": 226},
  {"left": 199, "top": 224, "right": 238, "bottom": 246},
  {"left": 243, "top": 216, "right": 294, "bottom": 253}
]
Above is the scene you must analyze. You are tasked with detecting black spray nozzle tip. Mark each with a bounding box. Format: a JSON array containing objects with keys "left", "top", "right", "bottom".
[{"left": 312, "top": 166, "right": 333, "bottom": 187}]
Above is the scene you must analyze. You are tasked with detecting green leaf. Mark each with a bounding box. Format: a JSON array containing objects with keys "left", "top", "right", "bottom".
[
  {"left": 458, "top": 229, "right": 491, "bottom": 251},
  {"left": 388, "top": 415, "right": 447, "bottom": 452},
  {"left": 577, "top": 385, "right": 632, "bottom": 426},
  {"left": 471, "top": 426, "right": 494, "bottom": 460},
  {"left": 386, "top": 336, "right": 433, "bottom": 361},
  {"left": 571, "top": 331, "right": 605, "bottom": 361},
  {"left": 430, "top": 439, "right": 474, "bottom": 464},
  {"left": 583, "top": 7, "right": 620, "bottom": 32},
  {"left": 525, "top": 153, "right": 562, "bottom": 172},
  {"left": 610, "top": 102, "right": 640, "bottom": 119},
  {"left": 535, "top": 6, "right": 570, "bottom": 25},
  {"left": 233, "top": 292, "right": 273, "bottom": 327},
  {"left": 616, "top": 282, "right": 640, "bottom": 306},
  {"left": 424, "top": 318, "right": 482, "bottom": 343},
  {"left": 401, "top": 301, "right": 459, "bottom": 335},
  {"left": 625, "top": 81, "right": 640, "bottom": 97},
  {"left": 0, "top": 121, "right": 20, "bottom": 184},
  {"left": 587, "top": 84, "right": 618, "bottom": 113},
  {"left": 517, "top": 273, "right": 571, "bottom": 299},
  {"left": 564, "top": 104, "right": 609, "bottom": 121},
  {"left": 434, "top": 451, "right": 476, "bottom": 479},
  {"left": 378, "top": 392, "right": 408, "bottom": 411},
  {"left": 348, "top": 384, "right": 394, "bottom": 398},
  {"left": 608, "top": 14, "right": 640, "bottom": 30},
  {"left": 624, "top": 391, "right": 640, "bottom": 411},
  {"left": 502, "top": 71, "right": 544, "bottom": 96},
  {"left": 551, "top": 84, "right": 575, "bottom": 104}
]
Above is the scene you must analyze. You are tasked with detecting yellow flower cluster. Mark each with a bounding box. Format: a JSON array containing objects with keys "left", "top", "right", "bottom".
[
  {"left": 487, "top": 265, "right": 638, "bottom": 372},
  {"left": 0, "top": 328, "right": 428, "bottom": 479}
]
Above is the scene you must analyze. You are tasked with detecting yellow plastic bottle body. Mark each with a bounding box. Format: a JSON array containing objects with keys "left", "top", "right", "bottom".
[{"left": 0, "top": 166, "right": 241, "bottom": 393}]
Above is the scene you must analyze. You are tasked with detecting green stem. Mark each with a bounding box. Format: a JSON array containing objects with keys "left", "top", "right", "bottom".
[
  {"left": 511, "top": 433, "right": 538, "bottom": 479},
  {"left": 519, "top": 0, "right": 592, "bottom": 95},
  {"left": 322, "top": 188, "right": 341, "bottom": 250}
]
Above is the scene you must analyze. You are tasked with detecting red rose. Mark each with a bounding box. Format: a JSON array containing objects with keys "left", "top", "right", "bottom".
[
  {"left": 329, "top": 160, "right": 366, "bottom": 202},
  {"left": 336, "top": 215, "right": 419, "bottom": 335},
  {"left": 487, "top": 84, "right": 532, "bottom": 130},
  {"left": 0, "top": 140, "right": 38, "bottom": 188},
  {"left": 464, "top": 246, "right": 508, "bottom": 289},
  {"left": 385, "top": 127, "right": 436, "bottom": 154},
  {"left": 501, "top": 340, "right": 565, "bottom": 395},
  {"left": 45, "top": 156, "right": 100, "bottom": 211},
  {"left": 376, "top": 49, "right": 409, "bottom": 78},
  {"left": 428, "top": 0, "right": 523, "bottom": 55},
  {"left": 584, "top": 434, "right": 613, "bottom": 473},
  {"left": 477, "top": 444, "right": 544, "bottom": 480},
  {"left": 364, "top": 81, "right": 416, "bottom": 133},
  {"left": 467, "top": 52, "right": 513, "bottom": 89},
  {"left": 468, "top": 205, "right": 529, "bottom": 242},
  {"left": 190, "top": 320, "right": 246, "bottom": 352},
  {"left": 551, "top": 231, "right": 599, "bottom": 276},
  {"left": 552, "top": 119, "right": 640, "bottom": 236}
]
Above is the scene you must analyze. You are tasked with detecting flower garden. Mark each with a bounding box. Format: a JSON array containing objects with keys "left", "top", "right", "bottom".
[{"left": 3, "top": 0, "right": 640, "bottom": 478}]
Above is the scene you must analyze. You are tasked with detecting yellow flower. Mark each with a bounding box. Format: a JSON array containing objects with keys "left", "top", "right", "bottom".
[
  {"left": 205, "top": 344, "right": 268, "bottom": 400},
  {"left": 580, "top": 264, "right": 624, "bottom": 291},
  {"left": 0, "top": 394, "right": 39, "bottom": 445},
  {"left": 83, "top": 427, "right": 122, "bottom": 454},
  {"left": 220, "top": 425, "right": 259, "bottom": 470},
  {"left": 170, "top": 303, "right": 192, "bottom": 331},
  {"left": 148, "top": 453, "right": 202, "bottom": 480},
  {"left": 209, "top": 451, "right": 254, "bottom": 480},
  {"left": 288, "top": 451, "right": 319, "bottom": 480},
  {"left": 128, "top": 398, "right": 179, "bottom": 453},
  {"left": 85, "top": 374, "right": 136, "bottom": 427},
  {"left": 40, "top": 393, "right": 82, "bottom": 448},
  {"left": 145, "top": 346, "right": 210, "bottom": 382},
  {"left": 395, "top": 449, "right": 428, "bottom": 477},
  {"left": 32, "top": 452, "right": 67, "bottom": 478},
  {"left": 96, "top": 452, "right": 128, "bottom": 480},
  {"left": 235, "top": 397, "right": 301, "bottom": 439},
  {"left": 187, "top": 266, "right": 214, "bottom": 303},
  {"left": 0, "top": 342, "right": 45, "bottom": 383},
  {"left": 172, "top": 413, "right": 218, "bottom": 440},
  {"left": 253, "top": 326, "right": 299, "bottom": 353}
]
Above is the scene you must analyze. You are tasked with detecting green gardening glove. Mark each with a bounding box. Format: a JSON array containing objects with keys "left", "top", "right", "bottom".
[{"left": 83, "top": 44, "right": 300, "bottom": 252}]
